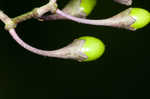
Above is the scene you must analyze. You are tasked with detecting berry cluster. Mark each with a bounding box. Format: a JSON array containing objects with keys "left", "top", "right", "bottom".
[{"left": 0, "top": 0, "right": 150, "bottom": 62}]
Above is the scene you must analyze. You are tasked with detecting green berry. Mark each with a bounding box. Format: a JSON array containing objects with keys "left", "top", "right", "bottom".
[
  {"left": 80, "top": 0, "right": 97, "bottom": 15},
  {"left": 63, "top": 0, "right": 97, "bottom": 18},
  {"left": 130, "top": 8, "right": 150, "bottom": 29},
  {"left": 78, "top": 36, "right": 105, "bottom": 62}
]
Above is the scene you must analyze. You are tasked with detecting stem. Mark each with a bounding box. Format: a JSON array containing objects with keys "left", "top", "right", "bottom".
[
  {"left": 8, "top": 29, "right": 86, "bottom": 61},
  {"left": 12, "top": 8, "right": 38, "bottom": 24},
  {"left": 12, "top": 0, "right": 57, "bottom": 25},
  {"left": 0, "top": 7, "right": 87, "bottom": 61},
  {"left": 0, "top": 10, "right": 12, "bottom": 24},
  {"left": 56, "top": 8, "right": 135, "bottom": 30},
  {"left": 36, "top": 0, "right": 57, "bottom": 17},
  {"left": 0, "top": 10, "right": 16, "bottom": 29},
  {"left": 40, "top": 14, "right": 67, "bottom": 21},
  {"left": 113, "top": 0, "right": 132, "bottom": 6},
  {"left": 56, "top": 9, "right": 112, "bottom": 26},
  {"left": 9, "top": 29, "right": 51, "bottom": 56}
]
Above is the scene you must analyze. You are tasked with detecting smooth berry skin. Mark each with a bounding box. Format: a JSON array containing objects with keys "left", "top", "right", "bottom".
[
  {"left": 130, "top": 8, "right": 150, "bottom": 30},
  {"left": 78, "top": 36, "right": 105, "bottom": 62},
  {"left": 80, "top": 0, "right": 97, "bottom": 16}
]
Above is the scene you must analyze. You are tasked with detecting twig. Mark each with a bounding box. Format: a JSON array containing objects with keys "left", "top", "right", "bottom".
[
  {"left": 1, "top": 0, "right": 57, "bottom": 29},
  {"left": 0, "top": 6, "right": 87, "bottom": 61}
]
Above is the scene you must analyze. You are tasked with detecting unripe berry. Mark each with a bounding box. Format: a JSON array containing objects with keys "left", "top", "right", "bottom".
[
  {"left": 78, "top": 36, "right": 105, "bottom": 62},
  {"left": 130, "top": 8, "right": 150, "bottom": 30},
  {"left": 63, "top": 0, "right": 97, "bottom": 18},
  {"left": 80, "top": 0, "right": 97, "bottom": 16}
]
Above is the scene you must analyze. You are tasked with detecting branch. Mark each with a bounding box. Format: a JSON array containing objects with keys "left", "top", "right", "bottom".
[
  {"left": 1, "top": 0, "right": 57, "bottom": 29},
  {"left": 0, "top": 9, "right": 88, "bottom": 62}
]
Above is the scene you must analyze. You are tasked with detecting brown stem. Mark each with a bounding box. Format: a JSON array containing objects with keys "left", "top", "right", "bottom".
[
  {"left": 12, "top": 8, "right": 38, "bottom": 24},
  {"left": 11, "top": 0, "right": 57, "bottom": 25}
]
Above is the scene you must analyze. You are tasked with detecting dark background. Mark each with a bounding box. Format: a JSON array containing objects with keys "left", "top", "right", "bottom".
[{"left": 0, "top": 0, "right": 150, "bottom": 99}]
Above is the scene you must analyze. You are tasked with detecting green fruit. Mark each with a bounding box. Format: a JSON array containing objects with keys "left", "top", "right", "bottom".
[
  {"left": 78, "top": 36, "right": 105, "bottom": 62},
  {"left": 130, "top": 8, "right": 150, "bottom": 29},
  {"left": 63, "top": 0, "right": 97, "bottom": 17},
  {"left": 80, "top": 0, "right": 97, "bottom": 15}
]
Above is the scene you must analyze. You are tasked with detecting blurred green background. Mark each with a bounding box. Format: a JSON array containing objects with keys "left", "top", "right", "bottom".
[{"left": 0, "top": 0, "right": 150, "bottom": 99}]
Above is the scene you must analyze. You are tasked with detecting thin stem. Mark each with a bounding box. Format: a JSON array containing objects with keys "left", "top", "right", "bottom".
[
  {"left": 0, "top": 10, "right": 52, "bottom": 57},
  {"left": 9, "top": 29, "right": 50, "bottom": 56},
  {"left": 0, "top": 10, "right": 12, "bottom": 24},
  {"left": 0, "top": 8, "right": 87, "bottom": 61},
  {"left": 0, "top": 10, "right": 16, "bottom": 29},
  {"left": 8, "top": 29, "right": 76, "bottom": 59},
  {"left": 0, "top": 9, "right": 62, "bottom": 58},
  {"left": 8, "top": 29, "right": 86, "bottom": 61},
  {"left": 55, "top": 9, "right": 135, "bottom": 30},
  {"left": 12, "top": 0, "right": 57, "bottom": 25},
  {"left": 40, "top": 14, "right": 66, "bottom": 21},
  {"left": 56, "top": 9, "right": 113, "bottom": 26},
  {"left": 8, "top": 29, "right": 73, "bottom": 59},
  {"left": 113, "top": 0, "right": 132, "bottom": 6},
  {"left": 12, "top": 9, "right": 38, "bottom": 24},
  {"left": 37, "top": 0, "right": 57, "bottom": 17}
]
